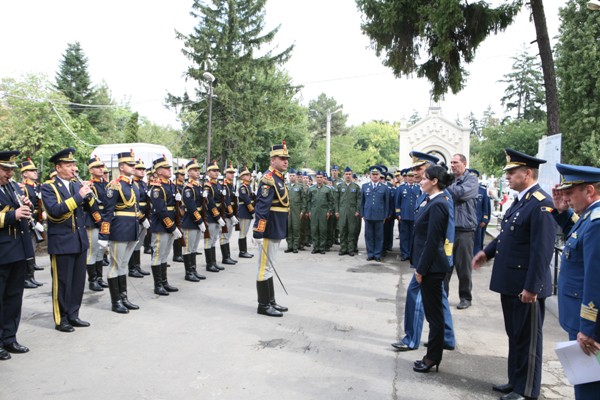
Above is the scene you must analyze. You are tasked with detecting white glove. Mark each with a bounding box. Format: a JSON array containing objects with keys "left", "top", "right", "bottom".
[
  {"left": 175, "top": 193, "right": 182, "bottom": 201},
  {"left": 217, "top": 218, "right": 226, "bottom": 227},
  {"left": 142, "top": 219, "right": 151, "bottom": 229},
  {"left": 221, "top": 189, "right": 226, "bottom": 196},
  {"left": 231, "top": 216, "right": 239, "bottom": 225},
  {"left": 202, "top": 190, "right": 208, "bottom": 198},
  {"left": 34, "top": 222, "right": 45, "bottom": 232},
  {"left": 172, "top": 228, "right": 183, "bottom": 240},
  {"left": 98, "top": 240, "right": 109, "bottom": 249},
  {"left": 252, "top": 237, "right": 263, "bottom": 248},
  {"left": 36, "top": 191, "right": 42, "bottom": 199},
  {"left": 198, "top": 223, "right": 206, "bottom": 233}
]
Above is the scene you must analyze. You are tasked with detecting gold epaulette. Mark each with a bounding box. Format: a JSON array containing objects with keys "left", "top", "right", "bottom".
[
  {"left": 532, "top": 191, "right": 546, "bottom": 201},
  {"left": 261, "top": 174, "right": 275, "bottom": 186},
  {"left": 107, "top": 181, "right": 121, "bottom": 190},
  {"left": 150, "top": 180, "right": 161, "bottom": 186}
]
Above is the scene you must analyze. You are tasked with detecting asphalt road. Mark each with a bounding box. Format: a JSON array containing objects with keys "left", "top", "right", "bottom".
[{"left": 3, "top": 231, "right": 574, "bottom": 400}]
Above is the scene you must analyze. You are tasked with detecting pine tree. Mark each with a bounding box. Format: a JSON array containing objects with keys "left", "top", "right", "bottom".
[{"left": 55, "top": 42, "right": 95, "bottom": 116}]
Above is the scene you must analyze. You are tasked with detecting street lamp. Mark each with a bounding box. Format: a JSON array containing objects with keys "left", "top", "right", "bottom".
[
  {"left": 202, "top": 71, "right": 215, "bottom": 166},
  {"left": 326, "top": 107, "right": 343, "bottom": 174},
  {"left": 588, "top": 0, "right": 600, "bottom": 10}
]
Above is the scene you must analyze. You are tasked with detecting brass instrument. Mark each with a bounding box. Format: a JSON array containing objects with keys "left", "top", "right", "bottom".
[
  {"left": 9, "top": 180, "right": 44, "bottom": 243},
  {"left": 74, "top": 173, "right": 102, "bottom": 204}
]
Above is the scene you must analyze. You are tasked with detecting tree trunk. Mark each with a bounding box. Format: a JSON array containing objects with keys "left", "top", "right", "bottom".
[{"left": 530, "top": 0, "right": 560, "bottom": 135}]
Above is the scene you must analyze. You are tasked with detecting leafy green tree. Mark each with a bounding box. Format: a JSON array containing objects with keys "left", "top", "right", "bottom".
[
  {"left": 499, "top": 45, "right": 546, "bottom": 122},
  {"left": 555, "top": 0, "right": 600, "bottom": 166},
  {"left": 123, "top": 112, "right": 140, "bottom": 143},
  {"left": 55, "top": 42, "right": 95, "bottom": 116},
  {"left": 307, "top": 93, "right": 348, "bottom": 149},
  {"left": 86, "top": 81, "right": 118, "bottom": 136}
]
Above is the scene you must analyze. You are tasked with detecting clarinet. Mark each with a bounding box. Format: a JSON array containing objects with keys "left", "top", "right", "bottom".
[
  {"left": 74, "top": 173, "right": 102, "bottom": 204},
  {"left": 10, "top": 180, "right": 44, "bottom": 243}
]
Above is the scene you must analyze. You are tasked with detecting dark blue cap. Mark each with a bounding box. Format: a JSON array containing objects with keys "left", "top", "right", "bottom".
[
  {"left": 410, "top": 151, "right": 439, "bottom": 167},
  {"left": 289, "top": 167, "right": 297, "bottom": 174},
  {"left": 49, "top": 148, "right": 77, "bottom": 164},
  {"left": 504, "top": 148, "right": 546, "bottom": 171},
  {"left": 315, "top": 170, "right": 324, "bottom": 177},
  {"left": 0, "top": 150, "right": 20, "bottom": 168},
  {"left": 556, "top": 163, "right": 600, "bottom": 190},
  {"left": 369, "top": 165, "right": 382, "bottom": 174},
  {"left": 352, "top": 173, "right": 357, "bottom": 179},
  {"left": 376, "top": 164, "right": 388, "bottom": 173},
  {"left": 344, "top": 166, "right": 352, "bottom": 173},
  {"left": 331, "top": 165, "right": 339, "bottom": 171},
  {"left": 470, "top": 169, "right": 480, "bottom": 177}
]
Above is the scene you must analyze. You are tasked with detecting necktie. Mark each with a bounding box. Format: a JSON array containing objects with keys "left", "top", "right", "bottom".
[
  {"left": 513, "top": 195, "right": 519, "bottom": 205},
  {"left": 69, "top": 181, "right": 75, "bottom": 196},
  {"left": 2, "top": 185, "right": 13, "bottom": 202}
]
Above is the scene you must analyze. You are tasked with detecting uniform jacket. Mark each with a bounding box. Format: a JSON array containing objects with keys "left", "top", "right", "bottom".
[
  {"left": 203, "top": 178, "right": 224, "bottom": 224},
  {"left": 288, "top": 182, "right": 306, "bottom": 214},
  {"left": 252, "top": 167, "right": 289, "bottom": 240},
  {"left": 483, "top": 184, "right": 556, "bottom": 297},
  {"left": 99, "top": 176, "right": 140, "bottom": 242},
  {"left": 446, "top": 171, "right": 478, "bottom": 231},
  {"left": 360, "top": 181, "right": 389, "bottom": 221},
  {"left": 133, "top": 178, "right": 149, "bottom": 223},
  {"left": 476, "top": 184, "right": 491, "bottom": 225},
  {"left": 222, "top": 179, "right": 236, "bottom": 218},
  {"left": 308, "top": 184, "right": 334, "bottom": 213},
  {"left": 0, "top": 181, "right": 35, "bottom": 263},
  {"left": 411, "top": 193, "right": 452, "bottom": 276},
  {"left": 22, "top": 178, "right": 41, "bottom": 223},
  {"left": 181, "top": 179, "right": 203, "bottom": 229},
  {"left": 149, "top": 178, "right": 177, "bottom": 234},
  {"left": 84, "top": 177, "right": 106, "bottom": 229},
  {"left": 395, "top": 183, "right": 421, "bottom": 221},
  {"left": 336, "top": 181, "right": 361, "bottom": 217},
  {"left": 41, "top": 178, "right": 94, "bottom": 254},
  {"left": 237, "top": 182, "right": 255, "bottom": 220}
]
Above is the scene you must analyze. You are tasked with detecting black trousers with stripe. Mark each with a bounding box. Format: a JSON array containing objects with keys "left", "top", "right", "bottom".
[
  {"left": 50, "top": 252, "right": 87, "bottom": 326},
  {"left": 0, "top": 260, "right": 26, "bottom": 345}
]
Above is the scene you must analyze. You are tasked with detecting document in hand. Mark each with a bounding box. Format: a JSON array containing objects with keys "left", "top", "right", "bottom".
[{"left": 555, "top": 340, "right": 600, "bottom": 385}]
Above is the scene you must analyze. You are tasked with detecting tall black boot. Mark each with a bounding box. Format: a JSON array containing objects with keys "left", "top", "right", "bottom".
[
  {"left": 143, "top": 231, "right": 152, "bottom": 254},
  {"left": 102, "top": 252, "right": 110, "bottom": 266},
  {"left": 256, "top": 280, "right": 282, "bottom": 317},
  {"left": 161, "top": 263, "right": 178, "bottom": 292},
  {"left": 183, "top": 254, "right": 200, "bottom": 282},
  {"left": 96, "top": 260, "right": 109, "bottom": 288},
  {"left": 221, "top": 243, "right": 237, "bottom": 265},
  {"left": 25, "top": 259, "right": 42, "bottom": 288},
  {"left": 238, "top": 238, "right": 254, "bottom": 258},
  {"left": 211, "top": 247, "right": 224, "bottom": 270},
  {"left": 118, "top": 275, "right": 139, "bottom": 310},
  {"left": 172, "top": 241, "right": 184, "bottom": 263},
  {"left": 128, "top": 251, "right": 144, "bottom": 278},
  {"left": 108, "top": 277, "right": 128, "bottom": 313},
  {"left": 152, "top": 265, "right": 168, "bottom": 296},
  {"left": 205, "top": 250, "right": 219, "bottom": 273},
  {"left": 267, "top": 277, "right": 288, "bottom": 312},
  {"left": 135, "top": 250, "right": 150, "bottom": 275},
  {"left": 87, "top": 264, "right": 103, "bottom": 291},
  {"left": 191, "top": 253, "right": 206, "bottom": 280}
]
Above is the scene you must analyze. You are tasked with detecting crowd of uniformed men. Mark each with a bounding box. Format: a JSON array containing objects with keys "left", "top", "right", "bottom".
[{"left": 1, "top": 143, "right": 600, "bottom": 400}]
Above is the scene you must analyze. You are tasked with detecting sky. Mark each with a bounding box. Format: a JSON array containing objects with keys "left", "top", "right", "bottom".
[{"left": 0, "top": 0, "right": 568, "bottom": 129}]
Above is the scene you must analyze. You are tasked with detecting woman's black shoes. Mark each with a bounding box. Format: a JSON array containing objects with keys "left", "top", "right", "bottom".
[{"left": 413, "top": 358, "right": 440, "bottom": 373}]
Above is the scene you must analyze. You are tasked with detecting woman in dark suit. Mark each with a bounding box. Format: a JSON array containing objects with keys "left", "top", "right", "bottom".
[{"left": 411, "top": 165, "right": 454, "bottom": 373}]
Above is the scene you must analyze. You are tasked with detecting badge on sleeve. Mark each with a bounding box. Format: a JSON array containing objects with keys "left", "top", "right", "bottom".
[
  {"left": 185, "top": 190, "right": 191, "bottom": 198},
  {"left": 153, "top": 189, "right": 160, "bottom": 199},
  {"left": 262, "top": 185, "right": 270, "bottom": 197},
  {"left": 106, "top": 189, "right": 114, "bottom": 199}
]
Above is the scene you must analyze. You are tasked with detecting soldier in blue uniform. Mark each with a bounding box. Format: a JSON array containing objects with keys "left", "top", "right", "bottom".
[
  {"left": 220, "top": 164, "right": 239, "bottom": 265},
  {"left": 253, "top": 142, "right": 290, "bottom": 317},
  {"left": 42, "top": 148, "right": 97, "bottom": 332},
  {"left": 473, "top": 148, "right": 556, "bottom": 400},
  {"left": 129, "top": 159, "right": 151, "bottom": 278},
  {"left": 203, "top": 161, "right": 226, "bottom": 273},
  {"left": 18, "top": 158, "right": 45, "bottom": 289},
  {"left": 84, "top": 155, "right": 108, "bottom": 292},
  {"left": 237, "top": 166, "right": 255, "bottom": 258},
  {"left": 382, "top": 171, "right": 396, "bottom": 254},
  {"left": 551, "top": 163, "right": 600, "bottom": 400},
  {"left": 180, "top": 159, "right": 206, "bottom": 283},
  {"left": 470, "top": 169, "right": 491, "bottom": 255},
  {"left": 149, "top": 156, "right": 181, "bottom": 296},
  {"left": 396, "top": 168, "right": 420, "bottom": 261},
  {"left": 0, "top": 151, "right": 35, "bottom": 359},
  {"left": 171, "top": 166, "right": 186, "bottom": 263},
  {"left": 361, "top": 166, "right": 389, "bottom": 261}
]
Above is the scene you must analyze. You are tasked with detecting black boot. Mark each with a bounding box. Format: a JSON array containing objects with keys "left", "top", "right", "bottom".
[
  {"left": 128, "top": 251, "right": 144, "bottom": 278},
  {"left": 184, "top": 254, "right": 200, "bottom": 282},
  {"left": 118, "top": 275, "right": 139, "bottom": 310},
  {"left": 256, "top": 280, "right": 282, "bottom": 317},
  {"left": 87, "top": 264, "right": 103, "bottom": 291},
  {"left": 267, "top": 277, "right": 288, "bottom": 312},
  {"left": 135, "top": 250, "right": 150, "bottom": 275},
  {"left": 205, "top": 250, "right": 219, "bottom": 272},
  {"left": 191, "top": 253, "right": 206, "bottom": 280},
  {"left": 108, "top": 277, "right": 128, "bottom": 313},
  {"left": 172, "top": 241, "right": 184, "bottom": 263},
  {"left": 161, "top": 263, "right": 178, "bottom": 292},
  {"left": 211, "top": 247, "right": 224, "bottom": 270},
  {"left": 25, "top": 259, "right": 41, "bottom": 288},
  {"left": 102, "top": 253, "right": 110, "bottom": 266},
  {"left": 152, "top": 265, "right": 168, "bottom": 296},
  {"left": 96, "top": 261, "right": 109, "bottom": 288},
  {"left": 221, "top": 243, "right": 237, "bottom": 265},
  {"left": 143, "top": 231, "right": 152, "bottom": 254},
  {"left": 238, "top": 238, "right": 254, "bottom": 258}
]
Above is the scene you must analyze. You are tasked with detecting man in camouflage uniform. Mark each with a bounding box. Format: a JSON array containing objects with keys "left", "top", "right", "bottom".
[
  {"left": 336, "top": 166, "right": 361, "bottom": 256},
  {"left": 285, "top": 168, "right": 305, "bottom": 253}
]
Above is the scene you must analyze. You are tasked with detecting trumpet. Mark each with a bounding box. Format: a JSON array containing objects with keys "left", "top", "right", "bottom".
[
  {"left": 74, "top": 173, "right": 102, "bottom": 205},
  {"left": 9, "top": 180, "right": 44, "bottom": 243}
]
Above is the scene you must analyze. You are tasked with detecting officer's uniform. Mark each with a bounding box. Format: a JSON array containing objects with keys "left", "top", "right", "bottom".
[
  {"left": 382, "top": 172, "right": 395, "bottom": 253},
  {"left": 219, "top": 164, "right": 238, "bottom": 265},
  {"left": 285, "top": 168, "right": 305, "bottom": 253},
  {"left": 336, "top": 166, "right": 361, "bottom": 256},
  {"left": 129, "top": 159, "right": 151, "bottom": 278},
  {"left": 482, "top": 149, "right": 556, "bottom": 399},
  {"left": 143, "top": 167, "right": 154, "bottom": 255},
  {"left": 554, "top": 163, "right": 600, "bottom": 400},
  {"left": 99, "top": 151, "right": 141, "bottom": 313},
  {"left": 360, "top": 166, "right": 389, "bottom": 261},
  {"left": 471, "top": 169, "right": 491, "bottom": 254},
  {"left": 84, "top": 156, "right": 108, "bottom": 292},
  {"left": 396, "top": 169, "right": 420, "bottom": 260},
  {"left": 42, "top": 148, "right": 98, "bottom": 332},
  {"left": 253, "top": 143, "right": 290, "bottom": 317},
  {"left": 0, "top": 151, "right": 35, "bottom": 359},
  {"left": 149, "top": 156, "right": 179, "bottom": 295},
  {"left": 203, "top": 161, "right": 226, "bottom": 272},
  {"left": 171, "top": 167, "right": 186, "bottom": 263},
  {"left": 180, "top": 159, "right": 206, "bottom": 282},
  {"left": 237, "top": 166, "right": 255, "bottom": 258},
  {"left": 308, "top": 172, "right": 334, "bottom": 254}
]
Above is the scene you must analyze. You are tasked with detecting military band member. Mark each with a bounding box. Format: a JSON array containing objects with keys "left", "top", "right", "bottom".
[
  {"left": 129, "top": 159, "right": 151, "bottom": 278},
  {"left": 0, "top": 151, "right": 35, "bottom": 360},
  {"left": 253, "top": 142, "right": 290, "bottom": 317},
  {"left": 18, "top": 158, "right": 45, "bottom": 289},
  {"left": 149, "top": 156, "right": 181, "bottom": 296},
  {"left": 203, "top": 161, "right": 226, "bottom": 272},
  {"left": 84, "top": 155, "right": 108, "bottom": 292},
  {"left": 42, "top": 148, "right": 96, "bottom": 332},
  {"left": 143, "top": 167, "right": 154, "bottom": 255},
  {"left": 285, "top": 168, "right": 305, "bottom": 253},
  {"left": 180, "top": 159, "right": 206, "bottom": 282},
  {"left": 237, "top": 166, "right": 255, "bottom": 258},
  {"left": 219, "top": 164, "right": 239, "bottom": 265},
  {"left": 336, "top": 166, "right": 361, "bottom": 256},
  {"left": 308, "top": 171, "right": 334, "bottom": 254},
  {"left": 99, "top": 151, "right": 141, "bottom": 313},
  {"left": 171, "top": 166, "right": 186, "bottom": 263}
]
